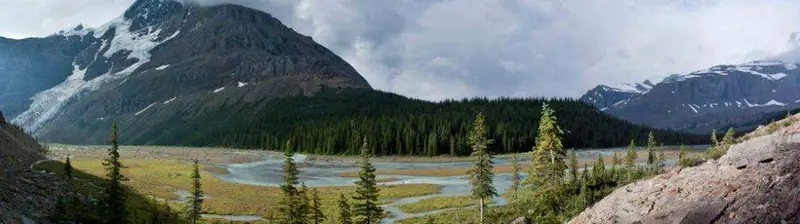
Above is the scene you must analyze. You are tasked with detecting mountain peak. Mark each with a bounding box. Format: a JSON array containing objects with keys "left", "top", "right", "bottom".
[{"left": 124, "top": 0, "right": 185, "bottom": 31}]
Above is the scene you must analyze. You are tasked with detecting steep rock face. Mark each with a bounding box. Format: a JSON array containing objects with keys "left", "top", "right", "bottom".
[
  {"left": 569, "top": 117, "right": 800, "bottom": 224},
  {"left": 582, "top": 61, "right": 800, "bottom": 133},
  {"left": 2, "top": 0, "right": 371, "bottom": 144},
  {"left": 0, "top": 112, "right": 59, "bottom": 223}
]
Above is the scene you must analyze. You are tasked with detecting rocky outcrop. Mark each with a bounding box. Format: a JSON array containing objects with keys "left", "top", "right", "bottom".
[
  {"left": 569, "top": 119, "right": 800, "bottom": 224},
  {"left": 0, "top": 112, "right": 61, "bottom": 223},
  {"left": 582, "top": 60, "right": 800, "bottom": 134}
]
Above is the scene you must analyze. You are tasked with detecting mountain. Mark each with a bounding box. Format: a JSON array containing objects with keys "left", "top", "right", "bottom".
[
  {"left": 581, "top": 60, "right": 800, "bottom": 133},
  {"left": 0, "top": 111, "right": 59, "bottom": 222},
  {"left": 1, "top": 0, "right": 370, "bottom": 143}
]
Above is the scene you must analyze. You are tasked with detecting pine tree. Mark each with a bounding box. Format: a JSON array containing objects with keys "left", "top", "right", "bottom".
[
  {"left": 568, "top": 150, "right": 579, "bottom": 183},
  {"left": 56, "top": 156, "right": 79, "bottom": 222},
  {"left": 710, "top": 129, "right": 720, "bottom": 146},
  {"left": 310, "top": 189, "right": 325, "bottom": 224},
  {"left": 625, "top": 139, "right": 637, "bottom": 167},
  {"left": 610, "top": 151, "right": 619, "bottom": 181},
  {"left": 526, "top": 104, "right": 566, "bottom": 187},
  {"left": 510, "top": 153, "right": 521, "bottom": 200},
  {"left": 338, "top": 193, "right": 353, "bottom": 224},
  {"left": 278, "top": 141, "right": 302, "bottom": 224},
  {"left": 298, "top": 183, "right": 311, "bottom": 224},
  {"left": 449, "top": 137, "right": 457, "bottom": 156},
  {"left": 647, "top": 132, "right": 657, "bottom": 165},
  {"left": 580, "top": 163, "right": 589, "bottom": 182},
  {"left": 352, "top": 137, "right": 382, "bottom": 224},
  {"left": 185, "top": 159, "right": 204, "bottom": 224},
  {"left": 722, "top": 128, "right": 735, "bottom": 146},
  {"left": 101, "top": 122, "right": 128, "bottom": 224},
  {"left": 466, "top": 112, "right": 496, "bottom": 224},
  {"left": 678, "top": 144, "right": 688, "bottom": 167},
  {"left": 591, "top": 154, "right": 605, "bottom": 184}
]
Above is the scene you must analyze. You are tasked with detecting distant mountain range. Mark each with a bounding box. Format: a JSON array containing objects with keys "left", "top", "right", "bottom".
[{"left": 582, "top": 59, "right": 800, "bottom": 133}]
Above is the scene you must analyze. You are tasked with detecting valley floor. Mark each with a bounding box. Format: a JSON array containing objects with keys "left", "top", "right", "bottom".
[{"left": 39, "top": 144, "right": 705, "bottom": 223}]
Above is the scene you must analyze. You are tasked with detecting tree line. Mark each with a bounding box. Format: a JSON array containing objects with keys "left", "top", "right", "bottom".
[{"left": 178, "top": 88, "right": 708, "bottom": 156}]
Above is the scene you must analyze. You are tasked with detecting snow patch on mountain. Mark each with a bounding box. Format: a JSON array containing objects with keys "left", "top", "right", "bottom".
[
  {"left": 213, "top": 87, "right": 225, "bottom": 93},
  {"left": 155, "top": 65, "right": 170, "bottom": 70},
  {"left": 11, "top": 18, "right": 182, "bottom": 134},
  {"left": 163, "top": 97, "right": 177, "bottom": 104},
  {"left": 237, "top": 82, "right": 248, "bottom": 88},
  {"left": 135, "top": 103, "right": 157, "bottom": 116}
]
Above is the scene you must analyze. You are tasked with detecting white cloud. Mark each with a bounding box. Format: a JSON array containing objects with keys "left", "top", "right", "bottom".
[{"left": 2, "top": 0, "right": 800, "bottom": 100}]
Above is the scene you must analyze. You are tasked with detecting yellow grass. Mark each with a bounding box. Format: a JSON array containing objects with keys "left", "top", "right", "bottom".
[
  {"left": 398, "top": 196, "right": 489, "bottom": 214},
  {"left": 36, "top": 158, "right": 442, "bottom": 222}
]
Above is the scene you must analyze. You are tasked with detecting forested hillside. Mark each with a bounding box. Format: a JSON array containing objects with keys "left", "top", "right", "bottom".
[{"left": 148, "top": 88, "right": 708, "bottom": 156}]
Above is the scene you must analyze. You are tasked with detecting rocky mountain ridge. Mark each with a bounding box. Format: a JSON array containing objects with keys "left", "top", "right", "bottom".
[
  {"left": 0, "top": 0, "right": 371, "bottom": 144},
  {"left": 581, "top": 60, "right": 800, "bottom": 133}
]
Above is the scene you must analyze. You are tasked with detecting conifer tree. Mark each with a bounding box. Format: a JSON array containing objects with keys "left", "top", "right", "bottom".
[
  {"left": 625, "top": 139, "right": 636, "bottom": 167},
  {"left": 678, "top": 144, "right": 689, "bottom": 167},
  {"left": 526, "top": 104, "right": 565, "bottom": 187},
  {"left": 610, "top": 151, "right": 619, "bottom": 180},
  {"left": 467, "top": 113, "right": 496, "bottom": 224},
  {"left": 658, "top": 147, "right": 665, "bottom": 167},
  {"left": 647, "top": 132, "right": 657, "bottom": 165},
  {"left": 580, "top": 163, "right": 589, "bottom": 182},
  {"left": 185, "top": 159, "right": 204, "bottom": 224},
  {"left": 338, "top": 193, "right": 353, "bottom": 224},
  {"left": 352, "top": 137, "right": 382, "bottom": 224},
  {"left": 298, "top": 183, "right": 311, "bottom": 224},
  {"left": 710, "top": 129, "right": 720, "bottom": 146},
  {"left": 510, "top": 153, "right": 521, "bottom": 200},
  {"left": 591, "top": 154, "right": 605, "bottom": 183},
  {"left": 101, "top": 122, "right": 128, "bottom": 224},
  {"left": 278, "top": 141, "right": 302, "bottom": 224},
  {"left": 568, "top": 150, "right": 579, "bottom": 183},
  {"left": 310, "top": 189, "right": 325, "bottom": 224},
  {"left": 722, "top": 128, "right": 735, "bottom": 146}
]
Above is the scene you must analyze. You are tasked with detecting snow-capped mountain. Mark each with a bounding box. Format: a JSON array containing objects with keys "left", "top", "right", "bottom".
[
  {"left": 0, "top": 0, "right": 370, "bottom": 144},
  {"left": 581, "top": 59, "right": 800, "bottom": 133},
  {"left": 580, "top": 80, "right": 655, "bottom": 111}
]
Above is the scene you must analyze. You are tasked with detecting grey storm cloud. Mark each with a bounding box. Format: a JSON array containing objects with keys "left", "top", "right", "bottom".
[{"left": 2, "top": 0, "right": 800, "bottom": 100}]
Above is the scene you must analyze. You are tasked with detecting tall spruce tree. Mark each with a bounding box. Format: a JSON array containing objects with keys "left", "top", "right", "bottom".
[
  {"left": 611, "top": 151, "right": 619, "bottom": 180},
  {"left": 591, "top": 154, "right": 605, "bottom": 183},
  {"left": 352, "top": 137, "right": 382, "bottom": 224},
  {"left": 646, "top": 132, "right": 657, "bottom": 165},
  {"left": 278, "top": 141, "right": 302, "bottom": 224},
  {"left": 568, "top": 150, "right": 579, "bottom": 183},
  {"left": 101, "top": 122, "right": 128, "bottom": 224},
  {"left": 467, "top": 112, "right": 496, "bottom": 224},
  {"left": 510, "top": 153, "right": 521, "bottom": 200},
  {"left": 625, "top": 139, "right": 636, "bottom": 167},
  {"left": 185, "top": 159, "right": 204, "bottom": 224},
  {"left": 722, "top": 128, "right": 735, "bottom": 146},
  {"left": 526, "top": 104, "right": 565, "bottom": 187},
  {"left": 310, "top": 189, "right": 325, "bottom": 224},
  {"left": 338, "top": 193, "right": 353, "bottom": 224},
  {"left": 678, "top": 144, "right": 689, "bottom": 167},
  {"left": 710, "top": 129, "right": 720, "bottom": 146},
  {"left": 298, "top": 183, "right": 311, "bottom": 224}
]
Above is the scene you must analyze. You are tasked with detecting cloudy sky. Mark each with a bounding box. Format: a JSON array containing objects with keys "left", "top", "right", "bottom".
[{"left": 2, "top": 0, "right": 800, "bottom": 100}]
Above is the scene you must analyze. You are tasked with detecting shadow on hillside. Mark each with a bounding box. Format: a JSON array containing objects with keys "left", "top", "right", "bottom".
[{"left": 33, "top": 160, "right": 183, "bottom": 223}]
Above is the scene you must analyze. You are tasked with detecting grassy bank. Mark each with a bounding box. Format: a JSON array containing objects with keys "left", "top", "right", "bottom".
[{"left": 35, "top": 159, "right": 441, "bottom": 222}]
